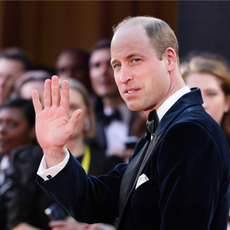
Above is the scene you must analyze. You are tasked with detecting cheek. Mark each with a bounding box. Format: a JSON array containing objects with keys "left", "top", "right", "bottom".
[
  {"left": 68, "top": 110, "right": 74, "bottom": 118},
  {"left": 8, "top": 128, "right": 30, "bottom": 146},
  {"left": 205, "top": 97, "right": 226, "bottom": 125},
  {"left": 75, "top": 122, "right": 84, "bottom": 132},
  {"left": 90, "top": 69, "right": 100, "bottom": 81}
]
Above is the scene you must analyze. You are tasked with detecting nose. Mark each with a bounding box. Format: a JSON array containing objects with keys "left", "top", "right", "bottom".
[
  {"left": 117, "top": 65, "right": 132, "bottom": 84},
  {"left": 0, "top": 75, "right": 7, "bottom": 87}
]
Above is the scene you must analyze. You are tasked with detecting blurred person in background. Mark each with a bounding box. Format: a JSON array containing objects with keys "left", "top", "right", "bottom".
[
  {"left": 55, "top": 48, "right": 93, "bottom": 95},
  {"left": 0, "top": 98, "right": 53, "bottom": 230},
  {"left": 89, "top": 39, "right": 146, "bottom": 159},
  {"left": 58, "top": 77, "right": 107, "bottom": 176},
  {"left": 15, "top": 70, "right": 52, "bottom": 100},
  {"left": 181, "top": 52, "right": 230, "bottom": 145},
  {"left": 0, "top": 47, "right": 33, "bottom": 107}
]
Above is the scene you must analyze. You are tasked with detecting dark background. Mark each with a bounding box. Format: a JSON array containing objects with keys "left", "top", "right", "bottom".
[{"left": 0, "top": 1, "right": 229, "bottom": 70}]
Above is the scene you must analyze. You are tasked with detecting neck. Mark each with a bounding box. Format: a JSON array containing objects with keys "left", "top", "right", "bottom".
[
  {"left": 144, "top": 73, "right": 186, "bottom": 117},
  {"left": 66, "top": 135, "right": 85, "bottom": 158}
]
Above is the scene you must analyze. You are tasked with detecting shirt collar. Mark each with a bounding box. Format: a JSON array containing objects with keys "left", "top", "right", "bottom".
[{"left": 157, "top": 86, "right": 190, "bottom": 121}]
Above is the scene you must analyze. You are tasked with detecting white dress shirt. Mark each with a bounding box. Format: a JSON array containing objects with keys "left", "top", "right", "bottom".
[{"left": 104, "top": 103, "right": 131, "bottom": 157}]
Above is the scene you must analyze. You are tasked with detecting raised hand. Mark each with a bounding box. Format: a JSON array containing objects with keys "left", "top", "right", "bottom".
[{"left": 32, "top": 76, "right": 81, "bottom": 168}]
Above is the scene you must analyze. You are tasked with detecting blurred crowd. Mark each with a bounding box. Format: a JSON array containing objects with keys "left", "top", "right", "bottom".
[{"left": 1, "top": 41, "right": 230, "bottom": 230}]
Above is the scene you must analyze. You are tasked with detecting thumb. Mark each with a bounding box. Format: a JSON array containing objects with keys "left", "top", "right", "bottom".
[{"left": 67, "top": 109, "right": 82, "bottom": 133}]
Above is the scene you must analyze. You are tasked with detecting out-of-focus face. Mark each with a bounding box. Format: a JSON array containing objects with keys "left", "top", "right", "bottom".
[
  {"left": 185, "top": 72, "right": 230, "bottom": 125},
  {"left": 89, "top": 48, "right": 119, "bottom": 98},
  {"left": 0, "top": 108, "right": 34, "bottom": 155},
  {"left": 111, "top": 25, "right": 171, "bottom": 115},
  {"left": 0, "top": 59, "right": 25, "bottom": 106},
  {"left": 20, "top": 81, "right": 44, "bottom": 100},
  {"left": 56, "top": 52, "right": 90, "bottom": 89},
  {"left": 68, "top": 88, "right": 89, "bottom": 138}
]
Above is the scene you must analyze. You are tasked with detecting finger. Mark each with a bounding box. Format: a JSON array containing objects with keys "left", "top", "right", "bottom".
[
  {"left": 44, "top": 79, "right": 52, "bottom": 108},
  {"left": 67, "top": 109, "right": 82, "bottom": 134},
  {"left": 60, "top": 80, "right": 69, "bottom": 111},
  {"left": 51, "top": 75, "right": 61, "bottom": 107},
  {"left": 32, "top": 90, "right": 42, "bottom": 114}
]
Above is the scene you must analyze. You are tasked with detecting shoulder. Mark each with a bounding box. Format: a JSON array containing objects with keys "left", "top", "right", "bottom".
[{"left": 159, "top": 118, "right": 230, "bottom": 168}]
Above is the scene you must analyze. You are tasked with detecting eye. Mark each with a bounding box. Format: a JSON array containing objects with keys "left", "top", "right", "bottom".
[
  {"left": 133, "top": 58, "right": 141, "bottom": 63},
  {"left": 113, "top": 63, "right": 121, "bottom": 69},
  {"left": 69, "top": 105, "right": 79, "bottom": 111},
  {"left": 208, "top": 92, "right": 217, "bottom": 97},
  {"left": 7, "top": 121, "right": 18, "bottom": 128},
  {"left": 91, "top": 62, "right": 101, "bottom": 68},
  {"left": 57, "top": 68, "right": 66, "bottom": 73}
]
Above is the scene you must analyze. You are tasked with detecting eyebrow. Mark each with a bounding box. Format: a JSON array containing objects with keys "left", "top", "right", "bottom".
[{"left": 110, "top": 53, "right": 142, "bottom": 66}]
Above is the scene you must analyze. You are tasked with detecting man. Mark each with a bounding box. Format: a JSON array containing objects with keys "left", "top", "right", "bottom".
[
  {"left": 55, "top": 47, "right": 92, "bottom": 94},
  {"left": 0, "top": 47, "right": 32, "bottom": 107},
  {"left": 89, "top": 39, "right": 145, "bottom": 157},
  {"left": 33, "top": 16, "right": 230, "bottom": 230}
]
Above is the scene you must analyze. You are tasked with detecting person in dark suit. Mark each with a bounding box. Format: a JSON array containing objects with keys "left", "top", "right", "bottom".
[{"left": 32, "top": 16, "right": 230, "bottom": 230}]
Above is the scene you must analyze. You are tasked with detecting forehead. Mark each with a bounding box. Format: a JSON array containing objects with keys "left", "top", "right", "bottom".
[
  {"left": 111, "top": 25, "right": 152, "bottom": 59},
  {"left": 0, "top": 58, "right": 24, "bottom": 73},
  {"left": 186, "top": 72, "right": 221, "bottom": 89},
  {"left": 57, "top": 53, "right": 84, "bottom": 66},
  {"left": 69, "top": 88, "right": 85, "bottom": 104},
  {"left": 90, "top": 48, "right": 111, "bottom": 63},
  {"left": 21, "top": 80, "right": 44, "bottom": 92},
  {"left": 0, "top": 108, "right": 24, "bottom": 119}
]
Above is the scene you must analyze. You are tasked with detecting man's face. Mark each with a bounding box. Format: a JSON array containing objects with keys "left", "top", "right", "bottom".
[
  {"left": 89, "top": 48, "right": 119, "bottom": 98},
  {"left": 0, "top": 59, "right": 25, "bottom": 106},
  {"left": 111, "top": 25, "right": 171, "bottom": 114}
]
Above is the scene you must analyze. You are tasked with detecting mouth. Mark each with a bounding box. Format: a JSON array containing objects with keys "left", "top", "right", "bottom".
[
  {"left": 124, "top": 87, "right": 139, "bottom": 94},
  {"left": 127, "top": 90, "right": 135, "bottom": 94},
  {"left": 123, "top": 88, "right": 140, "bottom": 99}
]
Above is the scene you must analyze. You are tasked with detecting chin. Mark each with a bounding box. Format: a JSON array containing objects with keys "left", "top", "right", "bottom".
[{"left": 126, "top": 102, "right": 143, "bottom": 112}]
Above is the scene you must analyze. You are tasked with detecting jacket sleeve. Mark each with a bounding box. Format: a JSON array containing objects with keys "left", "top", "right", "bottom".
[{"left": 36, "top": 153, "right": 128, "bottom": 224}]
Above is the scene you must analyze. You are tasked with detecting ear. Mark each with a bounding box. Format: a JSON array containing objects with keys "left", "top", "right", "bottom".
[{"left": 163, "top": 47, "right": 177, "bottom": 72}]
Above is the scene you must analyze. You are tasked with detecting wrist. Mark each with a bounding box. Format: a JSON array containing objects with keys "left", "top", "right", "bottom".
[{"left": 43, "top": 146, "right": 68, "bottom": 168}]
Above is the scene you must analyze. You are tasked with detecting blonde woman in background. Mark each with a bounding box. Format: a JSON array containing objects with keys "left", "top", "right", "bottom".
[{"left": 181, "top": 52, "right": 230, "bottom": 145}]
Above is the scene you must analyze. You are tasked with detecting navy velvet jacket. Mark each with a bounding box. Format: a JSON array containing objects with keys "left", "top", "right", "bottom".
[{"left": 37, "top": 88, "right": 230, "bottom": 230}]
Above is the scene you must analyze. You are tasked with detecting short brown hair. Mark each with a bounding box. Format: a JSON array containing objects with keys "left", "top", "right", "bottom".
[{"left": 113, "top": 16, "right": 179, "bottom": 61}]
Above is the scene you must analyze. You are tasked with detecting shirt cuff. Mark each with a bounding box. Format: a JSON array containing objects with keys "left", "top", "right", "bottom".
[{"left": 37, "top": 148, "right": 70, "bottom": 181}]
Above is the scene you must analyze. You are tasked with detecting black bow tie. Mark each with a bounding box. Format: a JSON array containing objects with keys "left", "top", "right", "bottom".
[
  {"left": 102, "top": 109, "right": 122, "bottom": 126},
  {"left": 145, "top": 109, "right": 159, "bottom": 139}
]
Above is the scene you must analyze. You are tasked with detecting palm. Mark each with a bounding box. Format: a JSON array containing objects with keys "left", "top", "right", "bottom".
[
  {"left": 32, "top": 76, "right": 81, "bottom": 160},
  {"left": 36, "top": 106, "right": 71, "bottom": 150}
]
